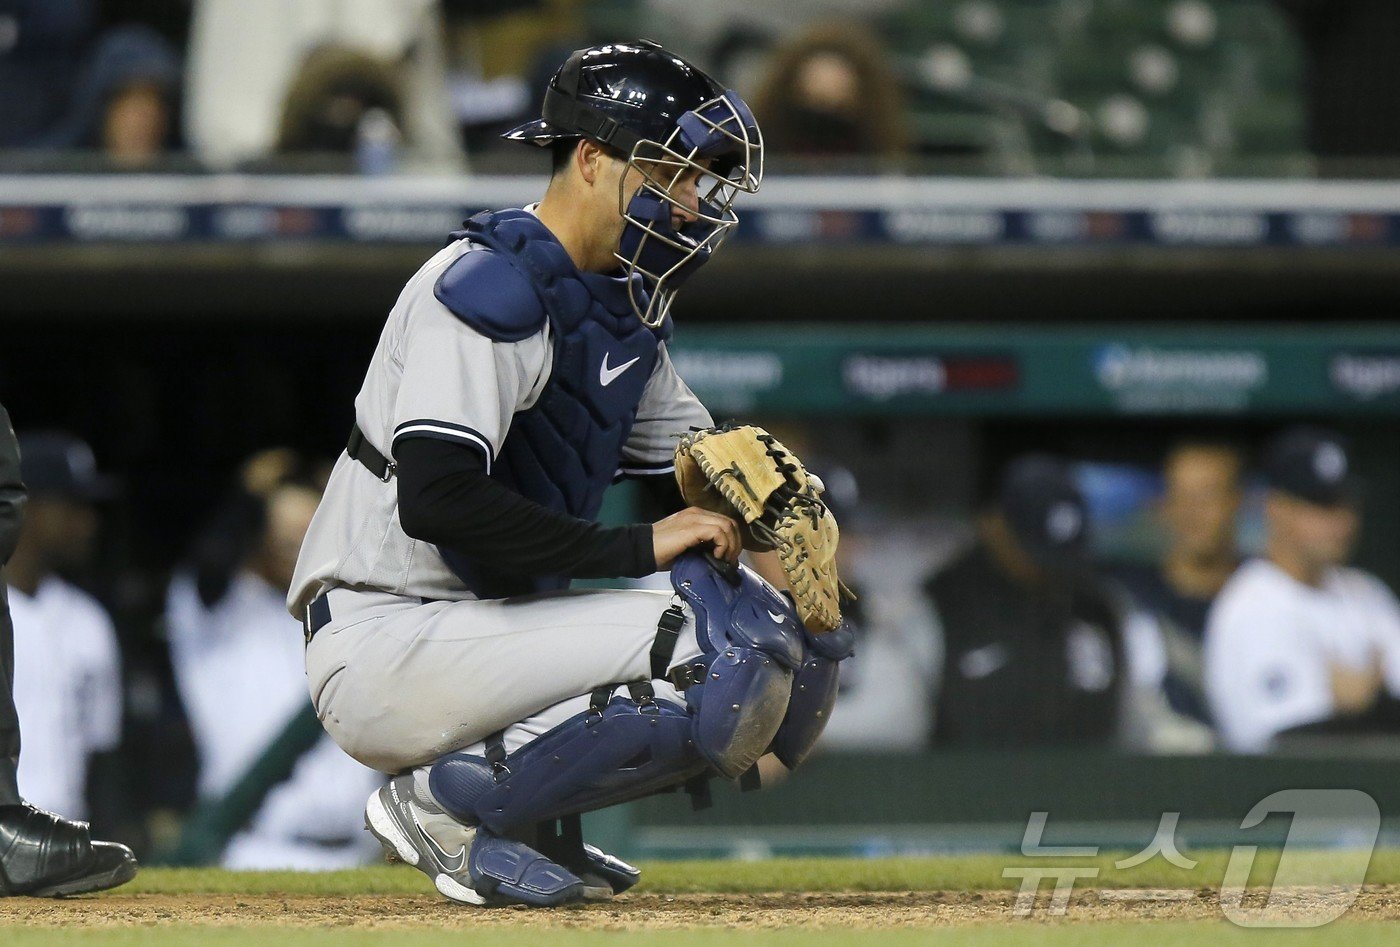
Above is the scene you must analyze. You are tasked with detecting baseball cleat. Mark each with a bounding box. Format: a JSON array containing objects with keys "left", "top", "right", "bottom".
[{"left": 365, "top": 776, "right": 585, "bottom": 907}]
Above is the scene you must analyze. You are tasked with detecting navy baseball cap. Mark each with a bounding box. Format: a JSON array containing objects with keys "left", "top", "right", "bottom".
[
  {"left": 17, "top": 432, "right": 118, "bottom": 501},
  {"left": 1263, "top": 427, "right": 1360, "bottom": 507},
  {"left": 998, "top": 455, "right": 1090, "bottom": 561}
]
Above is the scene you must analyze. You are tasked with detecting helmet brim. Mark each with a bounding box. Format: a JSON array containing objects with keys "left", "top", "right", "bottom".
[{"left": 501, "top": 118, "right": 578, "bottom": 144}]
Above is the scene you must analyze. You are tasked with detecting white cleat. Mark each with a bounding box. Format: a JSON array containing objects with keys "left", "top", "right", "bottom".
[{"left": 364, "top": 775, "right": 487, "bottom": 906}]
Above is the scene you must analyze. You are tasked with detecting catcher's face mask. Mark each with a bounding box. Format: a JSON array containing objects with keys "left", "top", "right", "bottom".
[{"left": 616, "top": 90, "right": 763, "bottom": 328}]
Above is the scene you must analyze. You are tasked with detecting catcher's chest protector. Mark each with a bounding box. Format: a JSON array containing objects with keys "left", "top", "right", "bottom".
[{"left": 439, "top": 210, "right": 664, "bottom": 597}]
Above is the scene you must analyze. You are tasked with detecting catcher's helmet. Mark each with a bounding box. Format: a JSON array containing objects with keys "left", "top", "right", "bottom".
[{"left": 505, "top": 40, "right": 763, "bottom": 328}]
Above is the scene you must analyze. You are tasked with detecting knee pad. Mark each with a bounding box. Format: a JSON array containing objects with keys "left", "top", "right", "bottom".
[
  {"left": 670, "top": 552, "right": 806, "bottom": 669},
  {"left": 772, "top": 621, "right": 856, "bottom": 770},
  {"left": 669, "top": 552, "right": 805, "bottom": 778},
  {"left": 687, "top": 642, "right": 793, "bottom": 779},
  {"left": 429, "top": 688, "right": 709, "bottom": 836}
]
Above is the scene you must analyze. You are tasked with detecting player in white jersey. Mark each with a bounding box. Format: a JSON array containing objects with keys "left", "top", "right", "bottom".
[
  {"left": 1206, "top": 428, "right": 1400, "bottom": 752},
  {"left": 9, "top": 580, "right": 121, "bottom": 821},
  {"left": 289, "top": 41, "right": 851, "bottom": 907},
  {"left": 4, "top": 434, "right": 122, "bottom": 822}
]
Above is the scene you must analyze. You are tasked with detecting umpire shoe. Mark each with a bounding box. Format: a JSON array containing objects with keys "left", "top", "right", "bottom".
[
  {"left": 365, "top": 775, "right": 585, "bottom": 908},
  {"left": 0, "top": 804, "right": 138, "bottom": 897}
]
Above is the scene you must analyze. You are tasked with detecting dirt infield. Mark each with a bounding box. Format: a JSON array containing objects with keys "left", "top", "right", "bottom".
[{"left": 6, "top": 886, "right": 1400, "bottom": 931}]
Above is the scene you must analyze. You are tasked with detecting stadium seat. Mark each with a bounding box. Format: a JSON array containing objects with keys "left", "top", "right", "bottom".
[{"left": 880, "top": 0, "right": 1308, "bottom": 175}]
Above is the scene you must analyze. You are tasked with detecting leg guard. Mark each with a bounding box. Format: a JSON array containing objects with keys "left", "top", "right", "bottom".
[
  {"left": 771, "top": 621, "right": 856, "bottom": 770},
  {"left": 669, "top": 552, "right": 806, "bottom": 778},
  {"left": 430, "top": 554, "right": 810, "bottom": 833},
  {"left": 430, "top": 687, "right": 710, "bottom": 836}
]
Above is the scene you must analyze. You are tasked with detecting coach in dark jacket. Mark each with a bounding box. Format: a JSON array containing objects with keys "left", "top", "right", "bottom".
[
  {"left": 927, "top": 455, "right": 1125, "bottom": 748},
  {"left": 0, "top": 402, "right": 137, "bottom": 896}
]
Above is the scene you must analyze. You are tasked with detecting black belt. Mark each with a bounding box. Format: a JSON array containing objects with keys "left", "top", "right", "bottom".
[
  {"left": 303, "top": 591, "right": 443, "bottom": 645},
  {"left": 347, "top": 424, "right": 395, "bottom": 481},
  {"left": 303, "top": 593, "right": 333, "bottom": 645}
]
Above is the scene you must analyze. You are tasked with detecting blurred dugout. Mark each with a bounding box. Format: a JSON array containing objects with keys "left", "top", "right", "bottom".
[{"left": 166, "top": 450, "right": 380, "bottom": 869}]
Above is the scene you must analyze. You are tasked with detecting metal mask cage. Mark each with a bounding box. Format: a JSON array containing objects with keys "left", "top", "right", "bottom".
[{"left": 613, "top": 91, "right": 764, "bottom": 328}]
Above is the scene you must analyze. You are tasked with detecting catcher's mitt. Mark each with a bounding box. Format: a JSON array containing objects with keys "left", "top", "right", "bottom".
[{"left": 674, "top": 424, "right": 853, "bottom": 633}]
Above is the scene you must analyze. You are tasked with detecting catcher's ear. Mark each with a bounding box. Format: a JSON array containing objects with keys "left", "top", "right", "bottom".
[{"left": 576, "top": 139, "right": 608, "bottom": 185}]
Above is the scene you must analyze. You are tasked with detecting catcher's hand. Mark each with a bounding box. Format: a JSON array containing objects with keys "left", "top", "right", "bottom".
[{"left": 674, "top": 424, "right": 853, "bottom": 633}]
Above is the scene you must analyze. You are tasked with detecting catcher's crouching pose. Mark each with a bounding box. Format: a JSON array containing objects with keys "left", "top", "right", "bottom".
[{"left": 288, "top": 41, "right": 852, "bottom": 908}]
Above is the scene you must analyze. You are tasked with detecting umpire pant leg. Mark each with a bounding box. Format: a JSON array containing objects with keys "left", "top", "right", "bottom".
[{"left": 0, "top": 580, "right": 19, "bottom": 805}]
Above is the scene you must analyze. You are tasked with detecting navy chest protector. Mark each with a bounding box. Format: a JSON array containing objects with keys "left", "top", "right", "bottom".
[{"left": 433, "top": 209, "right": 667, "bottom": 597}]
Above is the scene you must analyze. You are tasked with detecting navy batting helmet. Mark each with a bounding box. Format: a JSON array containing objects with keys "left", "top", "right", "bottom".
[{"left": 505, "top": 40, "right": 763, "bottom": 327}]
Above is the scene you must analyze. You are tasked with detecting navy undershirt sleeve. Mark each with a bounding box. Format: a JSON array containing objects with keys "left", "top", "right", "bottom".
[
  {"left": 633, "top": 471, "right": 686, "bottom": 516},
  {"left": 395, "top": 437, "right": 655, "bottom": 579}
]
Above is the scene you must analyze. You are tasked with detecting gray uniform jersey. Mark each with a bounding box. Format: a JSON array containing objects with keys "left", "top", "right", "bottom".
[{"left": 288, "top": 225, "right": 711, "bottom": 615}]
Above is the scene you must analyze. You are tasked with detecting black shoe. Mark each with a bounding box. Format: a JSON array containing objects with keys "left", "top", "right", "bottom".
[{"left": 0, "top": 804, "right": 138, "bottom": 897}]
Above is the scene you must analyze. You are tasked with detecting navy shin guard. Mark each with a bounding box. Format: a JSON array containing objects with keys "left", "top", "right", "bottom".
[
  {"left": 429, "top": 552, "right": 813, "bottom": 834},
  {"left": 430, "top": 692, "right": 710, "bottom": 836}
]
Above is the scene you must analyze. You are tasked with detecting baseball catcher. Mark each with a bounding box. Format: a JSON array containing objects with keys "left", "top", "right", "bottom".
[{"left": 288, "top": 41, "right": 853, "bottom": 908}]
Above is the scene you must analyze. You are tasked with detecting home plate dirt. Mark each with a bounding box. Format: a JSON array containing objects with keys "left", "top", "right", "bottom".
[{"left": 5, "top": 886, "right": 1400, "bottom": 931}]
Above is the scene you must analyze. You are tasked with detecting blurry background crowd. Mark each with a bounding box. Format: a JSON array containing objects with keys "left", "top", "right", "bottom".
[
  {"left": 3, "top": 0, "right": 1400, "bottom": 864},
  {"left": 2, "top": 0, "right": 1398, "bottom": 175}
]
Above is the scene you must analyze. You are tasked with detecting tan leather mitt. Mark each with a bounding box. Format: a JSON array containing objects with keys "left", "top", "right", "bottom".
[{"left": 674, "top": 424, "right": 852, "bottom": 633}]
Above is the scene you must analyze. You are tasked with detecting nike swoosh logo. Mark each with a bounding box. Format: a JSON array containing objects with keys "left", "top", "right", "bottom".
[
  {"left": 768, "top": 610, "right": 787, "bottom": 624},
  {"left": 600, "top": 352, "right": 642, "bottom": 387},
  {"left": 958, "top": 643, "right": 1010, "bottom": 680},
  {"left": 414, "top": 814, "right": 467, "bottom": 872}
]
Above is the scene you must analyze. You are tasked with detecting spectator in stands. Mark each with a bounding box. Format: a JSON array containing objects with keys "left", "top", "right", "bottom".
[
  {"left": 274, "top": 45, "right": 404, "bottom": 171},
  {"left": 36, "top": 24, "right": 182, "bottom": 167},
  {"left": 166, "top": 449, "right": 380, "bottom": 869},
  {"left": 0, "top": 0, "right": 96, "bottom": 148},
  {"left": 436, "top": 2, "right": 587, "bottom": 155},
  {"left": 926, "top": 455, "right": 1124, "bottom": 748},
  {"left": 1116, "top": 441, "right": 1243, "bottom": 724},
  {"left": 639, "top": 0, "right": 905, "bottom": 92},
  {"left": 4, "top": 433, "right": 123, "bottom": 825},
  {"left": 1206, "top": 428, "right": 1400, "bottom": 753},
  {"left": 184, "top": 0, "right": 462, "bottom": 171},
  {"left": 751, "top": 22, "right": 909, "bottom": 160}
]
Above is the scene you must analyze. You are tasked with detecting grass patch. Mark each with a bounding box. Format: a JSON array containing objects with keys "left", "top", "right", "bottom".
[{"left": 118, "top": 848, "right": 1398, "bottom": 897}]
